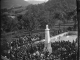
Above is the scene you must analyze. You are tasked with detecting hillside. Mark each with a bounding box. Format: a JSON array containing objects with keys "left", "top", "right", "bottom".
[
  {"left": 1, "top": 0, "right": 77, "bottom": 35},
  {"left": 1, "top": 0, "right": 30, "bottom": 9}
]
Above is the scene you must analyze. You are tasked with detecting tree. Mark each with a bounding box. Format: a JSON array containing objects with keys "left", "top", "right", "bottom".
[
  {"left": 67, "top": 27, "right": 72, "bottom": 31},
  {"left": 1, "top": 12, "right": 19, "bottom": 32}
]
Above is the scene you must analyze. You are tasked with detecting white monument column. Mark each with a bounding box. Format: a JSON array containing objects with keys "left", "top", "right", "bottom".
[
  {"left": 45, "top": 25, "right": 50, "bottom": 44},
  {"left": 44, "top": 25, "right": 52, "bottom": 54}
]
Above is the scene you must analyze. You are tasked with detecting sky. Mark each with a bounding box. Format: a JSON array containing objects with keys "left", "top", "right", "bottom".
[
  {"left": 24, "top": 0, "right": 49, "bottom": 4},
  {"left": 24, "top": 0, "right": 48, "bottom": 1}
]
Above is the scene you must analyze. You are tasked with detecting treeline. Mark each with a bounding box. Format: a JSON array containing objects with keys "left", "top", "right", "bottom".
[{"left": 1, "top": 0, "right": 77, "bottom": 34}]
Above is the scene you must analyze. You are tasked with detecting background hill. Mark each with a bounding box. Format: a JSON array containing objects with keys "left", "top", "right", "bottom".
[
  {"left": 1, "top": 0, "right": 77, "bottom": 36},
  {"left": 1, "top": 0, "right": 30, "bottom": 9}
]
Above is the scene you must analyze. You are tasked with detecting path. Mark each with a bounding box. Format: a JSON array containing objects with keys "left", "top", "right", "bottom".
[{"left": 34, "top": 31, "right": 77, "bottom": 44}]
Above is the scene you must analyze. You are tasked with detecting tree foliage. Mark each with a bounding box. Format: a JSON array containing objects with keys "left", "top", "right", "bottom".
[{"left": 1, "top": 0, "right": 77, "bottom": 33}]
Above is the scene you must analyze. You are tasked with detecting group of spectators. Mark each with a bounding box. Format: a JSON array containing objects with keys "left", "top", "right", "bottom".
[
  {"left": 1, "top": 29, "right": 78, "bottom": 60},
  {"left": 1, "top": 34, "right": 77, "bottom": 60}
]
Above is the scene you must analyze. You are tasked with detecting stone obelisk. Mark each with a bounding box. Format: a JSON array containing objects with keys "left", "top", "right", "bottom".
[{"left": 44, "top": 25, "right": 52, "bottom": 54}]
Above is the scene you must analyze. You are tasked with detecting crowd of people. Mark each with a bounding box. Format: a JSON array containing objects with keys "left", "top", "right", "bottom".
[{"left": 1, "top": 33, "right": 77, "bottom": 60}]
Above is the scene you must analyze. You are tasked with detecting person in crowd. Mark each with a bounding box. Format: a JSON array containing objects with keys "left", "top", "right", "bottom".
[{"left": 1, "top": 35, "right": 77, "bottom": 60}]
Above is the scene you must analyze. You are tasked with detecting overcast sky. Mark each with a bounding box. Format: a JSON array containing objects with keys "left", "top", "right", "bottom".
[{"left": 24, "top": 0, "right": 49, "bottom": 4}]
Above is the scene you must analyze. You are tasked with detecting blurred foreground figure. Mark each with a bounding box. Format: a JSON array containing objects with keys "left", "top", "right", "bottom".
[{"left": 44, "top": 25, "right": 52, "bottom": 54}]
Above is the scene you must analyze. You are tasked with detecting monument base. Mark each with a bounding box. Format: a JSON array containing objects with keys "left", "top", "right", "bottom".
[{"left": 44, "top": 43, "right": 52, "bottom": 54}]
